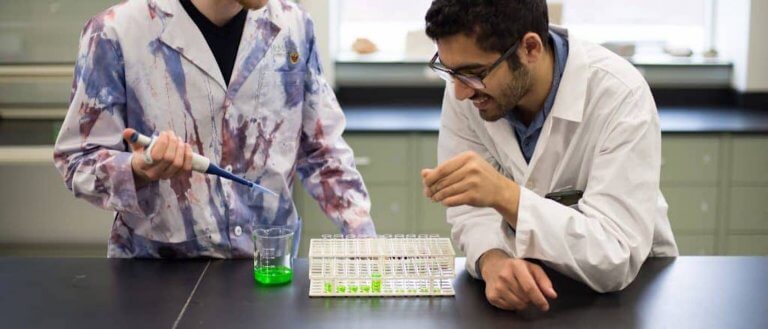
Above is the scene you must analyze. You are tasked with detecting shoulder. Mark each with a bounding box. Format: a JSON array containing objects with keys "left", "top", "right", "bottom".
[
  {"left": 80, "top": 0, "right": 164, "bottom": 40},
  {"left": 574, "top": 36, "right": 651, "bottom": 101}
]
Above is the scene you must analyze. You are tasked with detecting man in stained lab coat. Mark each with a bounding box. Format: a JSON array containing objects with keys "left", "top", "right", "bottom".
[
  {"left": 421, "top": 0, "right": 678, "bottom": 311},
  {"left": 54, "top": 0, "right": 375, "bottom": 258}
]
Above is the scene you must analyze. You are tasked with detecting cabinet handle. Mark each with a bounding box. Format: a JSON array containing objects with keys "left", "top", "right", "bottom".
[
  {"left": 0, "top": 146, "right": 54, "bottom": 164},
  {"left": 699, "top": 202, "right": 709, "bottom": 213},
  {"left": 389, "top": 203, "right": 400, "bottom": 214},
  {"left": 354, "top": 156, "right": 371, "bottom": 166},
  {"left": 0, "top": 65, "right": 73, "bottom": 78}
]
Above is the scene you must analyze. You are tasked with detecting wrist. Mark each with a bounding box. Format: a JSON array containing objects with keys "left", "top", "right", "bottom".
[
  {"left": 478, "top": 249, "right": 508, "bottom": 278},
  {"left": 493, "top": 179, "right": 520, "bottom": 227},
  {"left": 129, "top": 154, "right": 151, "bottom": 188}
]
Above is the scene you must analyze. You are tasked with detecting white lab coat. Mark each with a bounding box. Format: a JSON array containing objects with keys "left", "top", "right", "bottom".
[{"left": 438, "top": 26, "right": 678, "bottom": 292}]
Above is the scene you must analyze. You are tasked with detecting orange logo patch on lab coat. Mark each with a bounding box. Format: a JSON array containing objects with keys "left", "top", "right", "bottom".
[{"left": 290, "top": 52, "right": 300, "bottom": 64}]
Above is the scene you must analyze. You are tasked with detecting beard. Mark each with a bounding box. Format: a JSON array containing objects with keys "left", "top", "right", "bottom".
[{"left": 474, "top": 65, "right": 532, "bottom": 122}]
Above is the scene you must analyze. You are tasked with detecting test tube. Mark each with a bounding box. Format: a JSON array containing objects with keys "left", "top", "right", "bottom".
[
  {"left": 336, "top": 280, "right": 347, "bottom": 293},
  {"left": 429, "top": 234, "right": 440, "bottom": 255},
  {"left": 371, "top": 272, "right": 382, "bottom": 293}
]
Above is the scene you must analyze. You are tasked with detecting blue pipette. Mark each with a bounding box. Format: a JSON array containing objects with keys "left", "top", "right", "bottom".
[{"left": 129, "top": 131, "right": 278, "bottom": 197}]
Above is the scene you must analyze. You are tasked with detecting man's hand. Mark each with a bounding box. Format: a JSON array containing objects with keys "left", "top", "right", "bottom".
[
  {"left": 122, "top": 128, "right": 193, "bottom": 188},
  {"left": 479, "top": 249, "right": 557, "bottom": 311},
  {"left": 421, "top": 151, "right": 521, "bottom": 225}
]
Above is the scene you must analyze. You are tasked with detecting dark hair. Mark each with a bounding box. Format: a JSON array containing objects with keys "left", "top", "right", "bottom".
[{"left": 425, "top": 0, "right": 550, "bottom": 68}]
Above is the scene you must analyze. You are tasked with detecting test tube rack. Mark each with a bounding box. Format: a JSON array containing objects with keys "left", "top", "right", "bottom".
[{"left": 308, "top": 235, "right": 456, "bottom": 297}]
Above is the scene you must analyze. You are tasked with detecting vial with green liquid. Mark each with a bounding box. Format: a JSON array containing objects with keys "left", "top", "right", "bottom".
[{"left": 371, "top": 273, "right": 382, "bottom": 293}]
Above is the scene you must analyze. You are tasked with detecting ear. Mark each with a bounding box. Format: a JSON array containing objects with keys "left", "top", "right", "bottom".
[{"left": 519, "top": 32, "right": 545, "bottom": 65}]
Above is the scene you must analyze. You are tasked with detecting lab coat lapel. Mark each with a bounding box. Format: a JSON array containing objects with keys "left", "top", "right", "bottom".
[
  {"left": 158, "top": 0, "right": 227, "bottom": 91},
  {"left": 484, "top": 118, "right": 528, "bottom": 182},
  {"left": 525, "top": 30, "right": 588, "bottom": 190},
  {"left": 227, "top": 4, "right": 281, "bottom": 98}
]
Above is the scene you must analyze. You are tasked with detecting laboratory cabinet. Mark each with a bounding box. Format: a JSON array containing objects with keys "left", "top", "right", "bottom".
[
  {"left": 295, "top": 133, "right": 768, "bottom": 257},
  {"left": 1, "top": 134, "right": 767, "bottom": 257}
]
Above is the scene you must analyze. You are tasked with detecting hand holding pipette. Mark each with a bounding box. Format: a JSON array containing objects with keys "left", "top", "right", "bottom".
[
  {"left": 123, "top": 129, "right": 192, "bottom": 186},
  {"left": 122, "top": 128, "right": 277, "bottom": 196}
]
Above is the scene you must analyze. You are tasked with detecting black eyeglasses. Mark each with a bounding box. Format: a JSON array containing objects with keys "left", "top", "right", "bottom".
[{"left": 428, "top": 40, "right": 520, "bottom": 90}]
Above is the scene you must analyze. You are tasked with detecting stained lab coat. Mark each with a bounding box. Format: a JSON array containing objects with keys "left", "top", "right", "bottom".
[
  {"left": 438, "top": 26, "right": 678, "bottom": 292},
  {"left": 53, "top": 0, "right": 375, "bottom": 258}
]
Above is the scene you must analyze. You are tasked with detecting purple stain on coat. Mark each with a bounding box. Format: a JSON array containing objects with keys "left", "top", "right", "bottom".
[
  {"left": 228, "top": 17, "right": 280, "bottom": 97},
  {"left": 255, "top": 119, "right": 284, "bottom": 168},
  {"left": 304, "top": 14, "right": 323, "bottom": 76},
  {"left": 279, "top": 0, "right": 293, "bottom": 12},
  {"left": 221, "top": 115, "right": 284, "bottom": 174},
  {"left": 296, "top": 119, "right": 366, "bottom": 215},
  {"left": 73, "top": 17, "right": 126, "bottom": 141},
  {"left": 220, "top": 113, "right": 253, "bottom": 172},
  {"left": 73, "top": 150, "right": 114, "bottom": 208},
  {"left": 147, "top": 0, "right": 172, "bottom": 22},
  {"left": 148, "top": 39, "right": 204, "bottom": 154},
  {"left": 273, "top": 192, "right": 295, "bottom": 226},
  {"left": 83, "top": 36, "right": 125, "bottom": 105},
  {"left": 78, "top": 103, "right": 104, "bottom": 141},
  {"left": 125, "top": 85, "right": 155, "bottom": 138},
  {"left": 278, "top": 37, "right": 305, "bottom": 108},
  {"left": 169, "top": 171, "right": 197, "bottom": 240}
]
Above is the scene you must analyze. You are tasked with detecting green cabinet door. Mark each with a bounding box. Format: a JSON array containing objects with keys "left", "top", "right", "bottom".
[
  {"left": 674, "top": 234, "right": 716, "bottom": 255},
  {"left": 661, "top": 186, "right": 718, "bottom": 233},
  {"left": 725, "top": 235, "right": 768, "bottom": 255},
  {"left": 731, "top": 137, "right": 768, "bottom": 184},
  {"left": 661, "top": 136, "right": 720, "bottom": 184}
]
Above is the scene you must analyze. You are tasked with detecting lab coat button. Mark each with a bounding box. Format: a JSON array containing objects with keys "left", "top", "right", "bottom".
[{"left": 234, "top": 226, "right": 242, "bottom": 236}]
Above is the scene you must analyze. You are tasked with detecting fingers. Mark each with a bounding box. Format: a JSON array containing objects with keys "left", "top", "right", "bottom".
[
  {"left": 148, "top": 131, "right": 170, "bottom": 165},
  {"left": 486, "top": 287, "right": 527, "bottom": 310},
  {"left": 182, "top": 144, "right": 193, "bottom": 172},
  {"left": 142, "top": 131, "right": 171, "bottom": 178},
  {"left": 529, "top": 262, "right": 557, "bottom": 299},
  {"left": 513, "top": 261, "right": 550, "bottom": 311},
  {"left": 422, "top": 151, "right": 475, "bottom": 187},
  {"left": 431, "top": 175, "right": 471, "bottom": 202},
  {"left": 427, "top": 167, "right": 467, "bottom": 199},
  {"left": 122, "top": 128, "right": 144, "bottom": 152},
  {"left": 159, "top": 136, "right": 185, "bottom": 179},
  {"left": 130, "top": 131, "right": 193, "bottom": 181},
  {"left": 440, "top": 194, "right": 467, "bottom": 207},
  {"left": 484, "top": 259, "right": 557, "bottom": 312}
]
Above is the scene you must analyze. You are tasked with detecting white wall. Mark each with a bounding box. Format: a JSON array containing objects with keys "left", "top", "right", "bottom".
[
  {"left": 715, "top": 0, "right": 768, "bottom": 92},
  {"left": 745, "top": 0, "right": 768, "bottom": 91}
]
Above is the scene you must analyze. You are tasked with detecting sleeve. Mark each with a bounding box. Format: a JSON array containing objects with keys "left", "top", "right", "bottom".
[
  {"left": 507, "top": 88, "right": 662, "bottom": 292},
  {"left": 53, "top": 15, "right": 160, "bottom": 218},
  {"left": 294, "top": 14, "right": 375, "bottom": 237},
  {"left": 438, "top": 83, "right": 513, "bottom": 279}
]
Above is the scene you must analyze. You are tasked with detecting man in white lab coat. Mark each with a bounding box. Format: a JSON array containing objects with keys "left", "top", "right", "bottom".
[
  {"left": 421, "top": 0, "right": 678, "bottom": 311},
  {"left": 54, "top": 0, "right": 376, "bottom": 258}
]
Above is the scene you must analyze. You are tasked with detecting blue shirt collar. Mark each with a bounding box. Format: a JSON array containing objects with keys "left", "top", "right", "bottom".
[{"left": 508, "top": 29, "right": 569, "bottom": 162}]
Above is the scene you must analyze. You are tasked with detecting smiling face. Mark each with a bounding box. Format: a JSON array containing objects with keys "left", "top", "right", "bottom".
[{"left": 436, "top": 33, "right": 534, "bottom": 122}]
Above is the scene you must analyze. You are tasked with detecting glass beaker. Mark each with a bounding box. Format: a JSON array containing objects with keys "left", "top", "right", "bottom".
[{"left": 253, "top": 225, "right": 295, "bottom": 285}]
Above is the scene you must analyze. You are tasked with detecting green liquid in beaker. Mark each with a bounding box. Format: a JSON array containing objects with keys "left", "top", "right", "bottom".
[{"left": 254, "top": 265, "right": 292, "bottom": 285}]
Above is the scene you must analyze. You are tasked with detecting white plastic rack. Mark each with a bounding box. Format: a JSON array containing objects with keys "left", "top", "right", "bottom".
[{"left": 308, "top": 235, "right": 456, "bottom": 297}]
